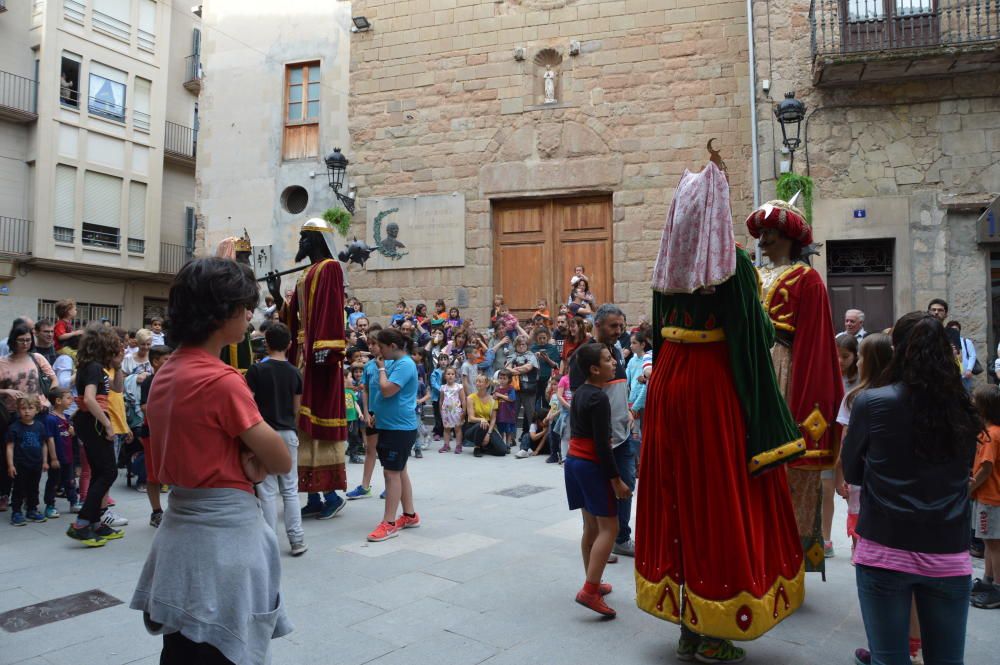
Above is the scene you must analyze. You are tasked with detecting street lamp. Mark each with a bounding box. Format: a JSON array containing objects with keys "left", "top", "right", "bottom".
[
  {"left": 774, "top": 91, "right": 806, "bottom": 169},
  {"left": 325, "top": 147, "right": 355, "bottom": 214}
]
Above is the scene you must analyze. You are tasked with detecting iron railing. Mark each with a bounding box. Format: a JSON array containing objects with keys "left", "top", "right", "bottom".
[
  {"left": 0, "top": 70, "right": 38, "bottom": 116},
  {"left": 82, "top": 223, "right": 120, "bottom": 250},
  {"left": 164, "top": 121, "right": 197, "bottom": 160},
  {"left": 53, "top": 226, "right": 74, "bottom": 243},
  {"left": 185, "top": 54, "right": 202, "bottom": 85},
  {"left": 160, "top": 242, "right": 191, "bottom": 274},
  {"left": 128, "top": 238, "right": 146, "bottom": 254},
  {"left": 0, "top": 217, "right": 32, "bottom": 256},
  {"left": 812, "top": 0, "right": 1000, "bottom": 56},
  {"left": 88, "top": 94, "right": 125, "bottom": 122},
  {"left": 60, "top": 85, "right": 81, "bottom": 109}
]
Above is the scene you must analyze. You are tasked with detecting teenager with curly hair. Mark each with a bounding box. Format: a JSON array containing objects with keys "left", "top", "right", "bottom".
[
  {"left": 65, "top": 324, "right": 125, "bottom": 546},
  {"left": 130, "top": 257, "right": 292, "bottom": 665},
  {"left": 843, "top": 312, "right": 981, "bottom": 665}
]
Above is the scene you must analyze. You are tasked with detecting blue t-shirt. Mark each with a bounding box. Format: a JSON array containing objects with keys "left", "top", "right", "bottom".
[
  {"left": 375, "top": 355, "right": 419, "bottom": 431},
  {"left": 7, "top": 419, "right": 49, "bottom": 468},
  {"left": 363, "top": 359, "right": 381, "bottom": 415},
  {"left": 45, "top": 413, "right": 74, "bottom": 464}
]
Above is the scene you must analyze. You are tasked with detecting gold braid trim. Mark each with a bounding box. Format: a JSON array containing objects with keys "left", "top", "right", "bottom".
[
  {"left": 313, "top": 340, "right": 346, "bottom": 351},
  {"left": 660, "top": 326, "right": 726, "bottom": 344},
  {"left": 636, "top": 563, "right": 805, "bottom": 641},
  {"left": 748, "top": 438, "right": 807, "bottom": 475},
  {"left": 299, "top": 406, "right": 347, "bottom": 428}
]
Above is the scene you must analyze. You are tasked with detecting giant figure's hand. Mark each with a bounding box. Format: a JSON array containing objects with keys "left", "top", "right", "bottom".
[{"left": 265, "top": 272, "right": 284, "bottom": 310}]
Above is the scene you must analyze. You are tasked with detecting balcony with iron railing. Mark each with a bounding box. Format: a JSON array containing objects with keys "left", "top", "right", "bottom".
[
  {"left": 811, "top": 0, "right": 1000, "bottom": 85},
  {"left": 184, "top": 54, "right": 203, "bottom": 94},
  {"left": 0, "top": 70, "right": 38, "bottom": 123},
  {"left": 164, "top": 121, "right": 198, "bottom": 166},
  {"left": 160, "top": 242, "right": 192, "bottom": 274},
  {"left": 0, "top": 217, "right": 32, "bottom": 257}
]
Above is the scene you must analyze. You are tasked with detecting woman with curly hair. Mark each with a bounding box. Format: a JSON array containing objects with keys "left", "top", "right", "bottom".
[
  {"left": 65, "top": 324, "right": 125, "bottom": 546},
  {"left": 842, "top": 312, "right": 981, "bottom": 664},
  {"left": 129, "top": 257, "right": 292, "bottom": 665}
]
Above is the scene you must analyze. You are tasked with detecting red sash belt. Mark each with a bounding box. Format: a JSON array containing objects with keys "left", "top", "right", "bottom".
[
  {"left": 75, "top": 394, "right": 109, "bottom": 413},
  {"left": 568, "top": 437, "right": 599, "bottom": 463}
]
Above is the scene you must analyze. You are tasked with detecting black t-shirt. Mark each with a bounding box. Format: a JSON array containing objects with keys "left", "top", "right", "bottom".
[
  {"left": 570, "top": 383, "right": 618, "bottom": 479},
  {"left": 75, "top": 361, "right": 110, "bottom": 423},
  {"left": 138, "top": 372, "right": 154, "bottom": 438},
  {"left": 244, "top": 359, "right": 303, "bottom": 431},
  {"left": 35, "top": 346, "right": 58, "bottom": 366}
]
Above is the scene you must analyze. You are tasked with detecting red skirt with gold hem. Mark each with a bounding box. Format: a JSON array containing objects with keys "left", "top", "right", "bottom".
[{"left": 635, "top": 340, "right": 804, "bottom": 641}]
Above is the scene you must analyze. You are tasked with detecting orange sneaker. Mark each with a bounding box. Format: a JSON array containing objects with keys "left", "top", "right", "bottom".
[
  {"left": 396, "top": 513, "right": 421, "bottom": 529},
  {"left": 367, "top": 520, "right": 399, "bottom": 542},
  {"left": 575, "top": 589, "right": 616, "bottom": 618},
  {"left": 599, "top": 582, "right": 612, "bottom": 596}
]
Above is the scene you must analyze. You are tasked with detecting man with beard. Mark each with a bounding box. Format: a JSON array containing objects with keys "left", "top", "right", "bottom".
[
  {"left": 267, "top": 218, "right": 349, "bottom": 520},
  {"left": 552, "top": 314, "right": 569, "bottom": 357}
]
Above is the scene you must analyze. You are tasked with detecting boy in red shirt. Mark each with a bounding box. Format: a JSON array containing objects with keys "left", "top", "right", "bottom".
[{"left": 971, "top": 385, "right": 1000, "bottom": 609}]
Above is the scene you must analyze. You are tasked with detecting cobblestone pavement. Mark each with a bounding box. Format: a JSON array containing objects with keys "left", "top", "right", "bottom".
[{"left": 0, "top": 449, "right": 992, "bottom": 665}]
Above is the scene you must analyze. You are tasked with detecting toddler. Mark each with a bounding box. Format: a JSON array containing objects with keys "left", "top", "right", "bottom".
[
  {"left": 430, "top": 353, "right": 447, "bottom": 441},
  {"left": 438, "top": 367, "right": 466, "bottom": 454},
  {"left": 6, "top": 395, "right": 55, "bottom": 525}
]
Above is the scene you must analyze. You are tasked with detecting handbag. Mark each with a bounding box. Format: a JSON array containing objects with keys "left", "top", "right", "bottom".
[
  {"left": 965, "top": 339, "right": 984, "bottom": 375},
  {"left": 29, "top": 353, "right": 53, "bottom": 397}
]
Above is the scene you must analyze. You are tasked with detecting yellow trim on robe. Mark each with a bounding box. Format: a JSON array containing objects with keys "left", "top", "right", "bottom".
[
  {"left": 313, "top": 340, "right": 347, "bottom": 351},
  {"left": 761, "top": 264, "right": 808, "bottom": 334},
  {"left": 748, "top": 438, "right": 807, "bottom": 474},
  {"left": 660, "top": 326, "right": 726, "bottom": 344},
  {"left": 299, "top": 406, "right": 348, "bottom": 428},
  {"left": 636, "top": 563, "right": 805, "bottom": 641}
]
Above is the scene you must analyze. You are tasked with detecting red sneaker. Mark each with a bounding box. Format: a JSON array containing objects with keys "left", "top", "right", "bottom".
[
  {"left": 396, "top": 513, "right": 421, "bottom": 529},
  {"left": 599, "top": 582, "right": 612, "bottom": 596},
  {"left": 367, "top": 520, "right": 399, "bottom": 542},
  {"left": 575, "top": 589, "right": 616, "bottom": 618}
]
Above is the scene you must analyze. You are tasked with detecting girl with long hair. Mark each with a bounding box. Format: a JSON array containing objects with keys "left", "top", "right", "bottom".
[{"left": 842, "top": 313, "right": 980, "bottom": 665}]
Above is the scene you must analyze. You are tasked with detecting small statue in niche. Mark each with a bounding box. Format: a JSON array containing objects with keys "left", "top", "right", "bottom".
[{"left": 543, "top": 66, "right": 557, "bottom": 104}]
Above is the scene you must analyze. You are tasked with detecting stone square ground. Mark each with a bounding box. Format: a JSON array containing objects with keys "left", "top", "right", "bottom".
[{"left": 0, "top": 449, "right": 992, "bottom": 665}]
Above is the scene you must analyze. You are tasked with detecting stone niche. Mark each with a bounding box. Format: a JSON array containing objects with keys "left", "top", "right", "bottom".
[{"left": 365, "top": 193, "right": 466, "bottom": 271}]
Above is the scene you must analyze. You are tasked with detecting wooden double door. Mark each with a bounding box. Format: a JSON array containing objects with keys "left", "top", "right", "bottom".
[{"left": 492, "top": 195, "right": 613, "bottom": 322}]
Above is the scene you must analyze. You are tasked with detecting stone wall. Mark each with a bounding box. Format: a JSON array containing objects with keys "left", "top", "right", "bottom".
[
  {"left": 348, "top": 0, "right": 756, "bottom": 323},
  {"left": 754, "top": 0, "right": 1000, "bottom": 363}
]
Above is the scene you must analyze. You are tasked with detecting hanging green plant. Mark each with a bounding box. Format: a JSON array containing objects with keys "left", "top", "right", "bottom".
[
  {"left": 775, "top": 172, "right": 814, "bottom": 225},
  {"left": 322, "top": 207, "right": 353, "bottom": 237}
]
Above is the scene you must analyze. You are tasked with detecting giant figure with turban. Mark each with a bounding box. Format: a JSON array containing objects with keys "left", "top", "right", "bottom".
[{"left": 746, "top": 200, "right": 844, "bottom": 579}]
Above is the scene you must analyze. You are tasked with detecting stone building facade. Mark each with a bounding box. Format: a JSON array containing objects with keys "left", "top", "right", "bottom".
[
  {"left": 197, "top": 0, "right": 352, "bottom": 278},
  {"left": 753, "top": 0, "right": 1000, "bottom": 359},
  {"left": 346, "top": 0, "right": 759, "bottom": 323}
]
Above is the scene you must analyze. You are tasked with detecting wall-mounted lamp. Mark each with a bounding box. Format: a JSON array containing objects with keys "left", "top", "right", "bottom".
[{"left": 351, "top": 16, "right": 371, "bottom": 32}]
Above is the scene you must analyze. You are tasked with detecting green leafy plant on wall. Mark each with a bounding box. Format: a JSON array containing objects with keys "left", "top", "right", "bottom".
[
  {"left": 776, "top": 172, "right": 814, "bottom": 226},
  {"left": 322, "top": 207, "right": 353, "bottom": 237}
]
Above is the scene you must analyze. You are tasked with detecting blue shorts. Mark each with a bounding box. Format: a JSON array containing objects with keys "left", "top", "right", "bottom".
[
  {"left": 564, "top": 456, "right": 616, "bottom": 517},
  {"left": 496, "top": 422, "right": 517, "bottom": 435}
]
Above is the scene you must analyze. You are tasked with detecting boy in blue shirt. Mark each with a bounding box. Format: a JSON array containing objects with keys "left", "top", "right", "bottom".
[{"left": 5, "top": 395, "right": 55, "bottom": 525}]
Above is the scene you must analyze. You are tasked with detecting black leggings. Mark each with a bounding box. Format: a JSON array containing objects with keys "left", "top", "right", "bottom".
[
  {"left": 161, "top": 632, "right": 234, "bottom": 665},
  {"left": 75, "top": 413, "right": 118, "bottom": 523}
]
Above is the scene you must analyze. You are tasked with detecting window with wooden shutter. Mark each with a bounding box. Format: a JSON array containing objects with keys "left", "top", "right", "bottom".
[
  {"left": 282, "top": 61, "right": 320, "bottom": 160},
  {"left": 83, "top": 171, "right": 122, "bottom": 249},
  {"left": 54, "top": 165, "right": 76, "bottom": 242},
  {"left": 128, "top": 181, "right": 146, "bottom": 253}
]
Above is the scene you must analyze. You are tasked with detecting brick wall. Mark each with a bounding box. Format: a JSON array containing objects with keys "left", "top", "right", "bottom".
[{"left": 348, "top": 0, "right": 755, "bottom": 323}]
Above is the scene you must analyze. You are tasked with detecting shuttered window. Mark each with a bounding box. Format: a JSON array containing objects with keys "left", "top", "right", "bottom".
[
  {"left": 128, "top": 181, "right": 146, "bottom": 253},
  {"left": 138, "top": 0, "right": 156, "bottom": 52},
  {"left": 134, "top": 77, "right": 151, "bottom": 132},
  {"left": 83, "top": 171, "right": 122, "bottom": 228},
  {"left": 54, "top": 165, "right": 76, "bottom": 233}
]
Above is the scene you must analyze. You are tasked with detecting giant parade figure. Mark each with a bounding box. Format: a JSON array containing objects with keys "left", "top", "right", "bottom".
[
  {"left": 267, "top": 218, "right": 350, "bottom": 518},
  {"left": 215, "top": 231, "right": 255, "bottom": 373},
  {"left": 746, "top": 199, "right": 844, "bottom": 578},
  {"left": 635, "top": 162, "right": 805, "bottom": 663}
]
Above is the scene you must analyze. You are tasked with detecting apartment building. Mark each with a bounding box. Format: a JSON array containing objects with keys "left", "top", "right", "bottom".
[{"left": 0, "top": 0, "right": 202, "bottom": 329}]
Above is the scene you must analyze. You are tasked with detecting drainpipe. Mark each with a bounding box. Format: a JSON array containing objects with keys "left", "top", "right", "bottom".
[{"left": 746, "top": 0, "right": 762, "bottom": 265}]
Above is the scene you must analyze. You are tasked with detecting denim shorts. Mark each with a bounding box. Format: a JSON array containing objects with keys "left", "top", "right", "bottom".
[{"left": 496, "top": 422, "right": 516, "bottom": 435}]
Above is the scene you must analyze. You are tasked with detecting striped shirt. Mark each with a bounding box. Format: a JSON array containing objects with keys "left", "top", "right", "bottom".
[{"left": 853, "top": 537, "right": 971, "bottom": 578}]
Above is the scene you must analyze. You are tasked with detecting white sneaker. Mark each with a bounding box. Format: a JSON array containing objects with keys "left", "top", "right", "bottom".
[
  {"left": 515, "top": 449, "right": 531, "bottom": 459},
  {"left": 290, "top": 541, "right": 308, "bottom": 557},
  {"left": 101, "top": 509, "right": 128, "bottom": 527}
]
